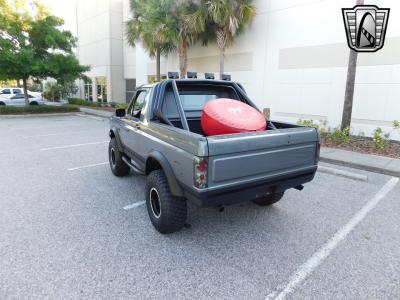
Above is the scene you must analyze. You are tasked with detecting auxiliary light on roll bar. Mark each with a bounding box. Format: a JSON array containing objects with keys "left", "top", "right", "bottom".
[
  {"left": 187, "top": 71, "right": 197, "bottom": 79},
  {"left": 167, "top": 72, "right": 179, "bottom": 79}
]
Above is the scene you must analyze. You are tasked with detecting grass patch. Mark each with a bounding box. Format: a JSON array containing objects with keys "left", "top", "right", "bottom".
[{"left": 0, "top": 104, "right": 79, "bottom": 115}]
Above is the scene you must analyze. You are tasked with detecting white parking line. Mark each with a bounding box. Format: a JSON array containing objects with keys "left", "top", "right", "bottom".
[
  {"left": 318, "top": 165, "right": 368, "bottom": 182},
  {"left": 23, "top": 129, "right": 103, "bottom": 138},
  {"left": 266, "top": 177, "right": 399, "bottom": 300},
  {"left": 123, "top": 201, "right": 145, "bottom": 210},
  {"left": 68, "top": 162, "right": 108, "bottom": 171},
  {"left": 40, "top": 141, "right": 108, "bottom": 151}
]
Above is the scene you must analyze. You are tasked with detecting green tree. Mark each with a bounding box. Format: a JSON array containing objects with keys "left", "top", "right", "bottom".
[
  {"left": 0, "top": 0, "right": 89, "bottom": 106},
  {"left": 188, "top": 0, "right": 256, "bottom": 79},
  {"left": 126, "top": 0, "right": 177, "bottom": 82}
]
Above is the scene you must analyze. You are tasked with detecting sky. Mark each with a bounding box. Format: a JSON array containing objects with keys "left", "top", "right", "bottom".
[{"left": 39, "top": 0, "right": 77, "bottom": 35}]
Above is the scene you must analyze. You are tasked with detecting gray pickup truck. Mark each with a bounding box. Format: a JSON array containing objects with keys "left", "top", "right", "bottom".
[{"left": 109, "top": 79, "right": 319, "bottom": 233}]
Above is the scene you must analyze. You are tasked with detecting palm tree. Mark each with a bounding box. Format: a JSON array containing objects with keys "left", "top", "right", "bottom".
[
  {"left": 126, "top": 0, "right": 176, "bottom": 82},
  {"left": 188, "top": 0, "right": 256, "bottom": 79},
  {"left": 341, "top": 0, "right": 364, "bottom": 130},
  {"left": 170, "top": 1, "right": 201, "bottom": 79}
]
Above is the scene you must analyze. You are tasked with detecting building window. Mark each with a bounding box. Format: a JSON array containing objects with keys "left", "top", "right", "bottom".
[
  {"left": 125, "top": 79, "right": 136, "bottom": 103},
  {"left": 96, "top": 76, "right": 107, "bottom": 103},
  {"left": 84, "top": 79, "right": 92, "bottom": 101}
]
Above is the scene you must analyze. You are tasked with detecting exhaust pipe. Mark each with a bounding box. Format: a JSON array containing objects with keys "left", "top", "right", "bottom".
[{"left": 294, "top": 185, "right": 304, "bottom": 191}]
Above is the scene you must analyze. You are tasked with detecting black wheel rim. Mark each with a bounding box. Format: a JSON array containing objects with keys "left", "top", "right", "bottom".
[
  {"left": 110, "top": 148, "right": 116, "bottom": 166},
  {"left": 149, "top": 187, "right": 161, "bottom": 218}
]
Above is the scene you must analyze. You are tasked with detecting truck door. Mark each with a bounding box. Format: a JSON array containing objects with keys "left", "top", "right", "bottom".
[{"left": 120, "top": 88, "right": 149, "bottom": 169}]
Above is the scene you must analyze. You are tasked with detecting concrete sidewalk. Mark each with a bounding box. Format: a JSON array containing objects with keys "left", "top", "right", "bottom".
[
  {"left": 78, "top": 107, "right": 400, "bottom": 177},
  {"left": 320, "top": 147, "right": 400, "bottom": 177}
]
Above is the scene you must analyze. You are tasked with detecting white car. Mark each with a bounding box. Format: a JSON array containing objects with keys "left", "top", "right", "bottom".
[
  {"left": 0, "top": 94, "right": 44, "bottom": 106},
  {"left": 0, "top": 87, "right": 42, "bottom": 99}
]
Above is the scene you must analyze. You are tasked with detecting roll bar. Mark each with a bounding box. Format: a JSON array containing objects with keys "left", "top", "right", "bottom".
[{"left": 152, "top": 79, "right": 260, "bottom": 132}]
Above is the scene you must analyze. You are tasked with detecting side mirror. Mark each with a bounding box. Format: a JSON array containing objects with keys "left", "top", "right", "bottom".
[{"left": 115, "top": 108, "right": 126, "bottom": 117}]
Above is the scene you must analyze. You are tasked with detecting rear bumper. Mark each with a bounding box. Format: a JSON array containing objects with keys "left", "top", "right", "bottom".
[{"left": 182, "top": 165, "right": 318, "bottom": 207}]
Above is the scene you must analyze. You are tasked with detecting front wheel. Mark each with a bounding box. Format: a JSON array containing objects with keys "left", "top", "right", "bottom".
[
  {"left": 145, "top": 170, "right": 187, "bottom": 234},
  {"left": 252, "top": 192, "right": 284, "bottom": 206},
  {"left": 108, "top": 138, "right": 130, "bottom": 176}
]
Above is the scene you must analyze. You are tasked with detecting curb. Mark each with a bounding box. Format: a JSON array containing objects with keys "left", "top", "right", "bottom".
[
  {"left": 79, "top": 107, "right": 113, "bottom": 118},
  {"left": 0, "top": 112, "right": 78, "bottom": 118},
  {"left": 320, "top": 149, "right": 400, "bottom": 178}
]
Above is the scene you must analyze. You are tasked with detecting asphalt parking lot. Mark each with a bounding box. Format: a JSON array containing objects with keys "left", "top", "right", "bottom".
[{"left": 0, "top": 114, "right": 399, "bottom": 299}]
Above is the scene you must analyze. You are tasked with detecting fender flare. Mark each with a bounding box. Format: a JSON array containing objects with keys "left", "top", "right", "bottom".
[
  {"left": 147, "top": 150, "right": 184, "bottom": 197},
  {"left": 109, "top": 128, "right": 123, "bottom": 151}
]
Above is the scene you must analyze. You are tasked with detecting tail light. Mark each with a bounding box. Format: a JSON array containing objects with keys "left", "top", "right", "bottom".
[{"left": 194, "top": 157, "right": 208, "bottom": 189}]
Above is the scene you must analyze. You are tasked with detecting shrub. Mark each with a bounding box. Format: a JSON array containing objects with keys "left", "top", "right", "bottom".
[
  {"left": 326, "top": 127, "right": 350, "bottom": 144},
  {"left": 116, "top": 103, "right": 129, "bottom": 109},
  {"left": 297, "top": 119, "right": 329, "bottom": 134},
  {"left": 109, "top": 102, "right": 129, "bottom": 109},
  {"left": 67, "top": 98, "right": 100, "bottom": 107},
  {"left": 393, "top": 120, "right": 400, "bottom": 129},
  {"left": 372, "top": 127, "right": 390, "bottom": 150},
  {"left": 297, "top": 119, "right": 320, "bottom": 129},
  {"left": 0, "top": 104, "right": 79, "bottom": 115},
  {"left": 44, "top": 81, "right": 78, "bottom": 101}
]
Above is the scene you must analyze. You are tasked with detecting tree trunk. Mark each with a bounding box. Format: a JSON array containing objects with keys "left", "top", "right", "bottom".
[
  {"left": 340, "top": 50, "right": 357, "bottom": 130},
  {"left": 340, "top": 0, "right": 363, "bottom": 131},
  {"left": 156, "top": 47, "right": 161, "bottom": 82},
  {"left": 216, "top": 28, "right": 226, "bottom": 79},
  {"left": 341, "top": 50, "right": 358, "bottom": 130},
  {"left": 178, "top": 36, "right": 187, "bottom": 79},
  {"left": 22, "top": 78, "right": 29, "bottom": 106},
  {"left": 219, "top": 47, "right": 225, "bottom": 79}
]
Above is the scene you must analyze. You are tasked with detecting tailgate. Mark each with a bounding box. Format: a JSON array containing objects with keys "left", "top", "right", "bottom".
[{"left": 206, "top": 127, "right": 319, "bottom": 187}]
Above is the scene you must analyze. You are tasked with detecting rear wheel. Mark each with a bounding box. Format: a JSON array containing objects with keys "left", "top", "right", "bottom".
[
  {"left": 0, "top": 102, "right": 5, "bottom": 106},
  {"left": 29, "top": 101, "right": 38, "bottom": 105},
  {"left": 252, "top": 192, "right": 284, "bottom": 206},
  {"left": 145, "top": 170, "right": 187, "bottom": 234},
  {"left": 108, "top": 138, "right": 130, "bottom": 176}
]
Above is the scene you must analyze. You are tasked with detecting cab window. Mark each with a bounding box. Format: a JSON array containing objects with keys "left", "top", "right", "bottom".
[
  {"left": 130, "top": 89, "right": 149, "bottom": 118},
  {"left": 1, "top": 89, "right": 10, "bottom": 94}
]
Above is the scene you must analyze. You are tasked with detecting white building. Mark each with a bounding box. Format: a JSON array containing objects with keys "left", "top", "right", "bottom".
[{"left": 74, "top": 0, "right": 400, "bottom": 140}]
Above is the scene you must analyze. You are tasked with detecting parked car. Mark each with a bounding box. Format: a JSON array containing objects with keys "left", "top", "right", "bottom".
[
  {"left": 109, "top": 79, "right": 320, "bottom": 233},
  {"left": 0, "top": 94, "right": 44, "bottom": 106},
  {"left": 0, "top": 87, "right": 42, "bottom": 99}
]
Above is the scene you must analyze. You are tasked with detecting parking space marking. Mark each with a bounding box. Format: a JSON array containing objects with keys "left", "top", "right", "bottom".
[
  {"left": 318, "top": 165, "right": 368, "bottom": 182},
  {"left": 266, "top": 177, "right": 399, "bottom": 300},
  {"left": 123, "top": 201, "right": 145, "bottom": 210},
  {"left": 40, "top": 141, "right": 108, "bottom": 151},
  {"left": 23, "top": 129, "right": 104, "bottom": 138},
  {"left": 67, "top": 162, "right": 108, "bottom": 171}
]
